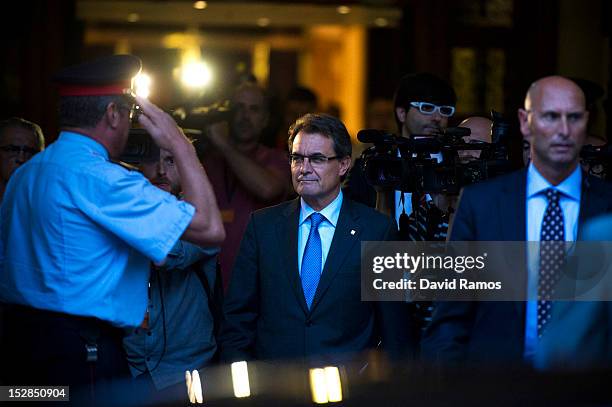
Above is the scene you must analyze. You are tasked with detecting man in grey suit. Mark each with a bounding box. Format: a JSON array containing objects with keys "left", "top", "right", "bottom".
[{"left": 220, "top": 113, "right": 416, "bottom": 364}]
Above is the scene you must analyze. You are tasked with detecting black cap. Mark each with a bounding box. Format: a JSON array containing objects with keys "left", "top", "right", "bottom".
[
  {"left": 53, "top": 54, "right": 142, "bottom": 97},
  {"left": 394, "top": 72, "right": 457, "bottom": 109}
]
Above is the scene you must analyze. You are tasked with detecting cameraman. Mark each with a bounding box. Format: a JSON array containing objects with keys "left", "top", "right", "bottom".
[
  {"left": 345, "top": 73, "right": 457, "bottom": 240},
  {"left": 202, "top": 82, "right": 291, "bottom": 290}
]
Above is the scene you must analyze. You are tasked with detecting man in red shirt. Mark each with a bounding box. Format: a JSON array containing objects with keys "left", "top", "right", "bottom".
[{"left": 204, "top": 82, "right": 291, "bottom": 290}]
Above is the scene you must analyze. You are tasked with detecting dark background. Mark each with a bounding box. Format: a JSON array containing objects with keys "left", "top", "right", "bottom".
[{"left": 0, "top": 0, "right": 609, "bottom": 146}]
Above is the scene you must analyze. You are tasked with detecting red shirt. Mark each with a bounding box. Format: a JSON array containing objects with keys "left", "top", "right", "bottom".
[{"left": 203, "top": 144, "right": 291, "bottom": 291}]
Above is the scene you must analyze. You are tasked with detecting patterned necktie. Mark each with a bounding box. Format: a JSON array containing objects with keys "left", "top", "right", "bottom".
[
  {"left": 302, "top": 212, "right": 325, "bottom": 309},
  {"left": 537, "top": 188, "right": 565, "bottom": 337}
]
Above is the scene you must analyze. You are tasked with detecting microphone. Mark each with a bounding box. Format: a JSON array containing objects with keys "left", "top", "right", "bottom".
[{"left": 357, "top": 129, "right": 396, "bottom": 144}]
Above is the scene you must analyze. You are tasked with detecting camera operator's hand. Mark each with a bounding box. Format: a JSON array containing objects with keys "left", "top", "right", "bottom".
[
  {"left": 202, "top": 119, "right": 291, "bottom": 202},
  {"left": 135, "top": 95, "right": 192, "bottom": 152}
]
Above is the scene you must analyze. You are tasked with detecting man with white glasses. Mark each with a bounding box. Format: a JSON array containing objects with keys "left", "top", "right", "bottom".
[{"left": 346, "top": 73, "right": 457, "bottom": 232}]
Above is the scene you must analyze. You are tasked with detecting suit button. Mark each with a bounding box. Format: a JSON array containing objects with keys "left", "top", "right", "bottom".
[{"left": 306, "top": 320, "right": 313, "bottom": 327}]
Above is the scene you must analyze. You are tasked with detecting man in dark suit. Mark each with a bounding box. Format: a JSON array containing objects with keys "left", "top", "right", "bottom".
[
  {"left": 220, "top": 113, "right": 415, "bottom": 364},
  {"left": 421, "top": 76, "right": 612, "bottom": 365}
]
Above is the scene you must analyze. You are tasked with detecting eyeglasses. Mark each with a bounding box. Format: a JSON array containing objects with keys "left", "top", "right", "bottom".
[
  {"left": 410, "top": 102, "right": 455, "bottom": 117},
  {"left": 121, "top": 90, "right": 142, "bottom": 124},
  {"left": 118, "top": 103, "right": 137, "bottom": 120},
  {"left": 289, "top": 153, "right": 339, "bottom": 167},
  {"left": 0, "top": 144, "right": 39, "bottom": 158}
]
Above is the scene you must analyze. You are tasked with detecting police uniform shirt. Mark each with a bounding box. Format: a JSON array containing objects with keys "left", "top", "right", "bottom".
[{"left": 0, "top": 131, "right": 195, "bottom": 327}]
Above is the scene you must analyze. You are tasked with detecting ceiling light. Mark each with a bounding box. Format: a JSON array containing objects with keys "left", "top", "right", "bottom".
[
  {"left": 336, "top": 6, "right": 351, "bottom": 15},
  {"left": 193, "top": 1, "right": 207, "bottom": 10},
  {"left": 134, "top": 72, "right": 151, "bottom": 99},
  {"left": 181, "top": 61, "right": 212, "bottom": 89},
  {"left": 257, "top": 17, "right": 270, "bottom": 27},
  {"left": 374, "top": 17, "right": 388, "bottom": 27}
]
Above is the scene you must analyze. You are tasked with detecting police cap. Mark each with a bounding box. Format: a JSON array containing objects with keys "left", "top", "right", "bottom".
[{"left": 54, "top": 54, "right": 142, "bottom": 97}]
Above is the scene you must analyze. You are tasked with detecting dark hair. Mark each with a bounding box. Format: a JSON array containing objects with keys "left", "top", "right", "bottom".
[
  {"left": 58, "top": 95, "right": 130, "bottom": 129},
  {"left": 393, "top": 72, "right": 457, "bottom": 132},
  {"left": 0, "top": 117, "right": 45, "bottom": 151},
  {"left": 287, "top": 86, "right": 318, "bottom": 106},
  {"left": 288, "top": 113, "right": 352, "bottom": 159}
]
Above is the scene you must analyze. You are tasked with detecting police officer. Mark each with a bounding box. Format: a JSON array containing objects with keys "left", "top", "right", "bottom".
[{"left": 0, "top": 55, "right": 224, "bottom": 391}]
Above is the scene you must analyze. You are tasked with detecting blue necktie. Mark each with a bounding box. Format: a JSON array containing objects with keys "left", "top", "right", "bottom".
[
  {"left": 302, "top": 213, "right": 325, "bottom": 308},
  {"left": 538, "top": 188, "right": 565, "bottom": 337}
]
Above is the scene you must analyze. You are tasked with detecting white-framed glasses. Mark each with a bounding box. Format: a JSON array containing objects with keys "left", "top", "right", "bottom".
[{"left": 410, "top": 101, "right": 455, "bottom": 117}]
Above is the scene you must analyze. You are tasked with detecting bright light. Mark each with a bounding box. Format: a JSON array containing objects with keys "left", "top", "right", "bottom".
[
  {"left": 309, "top": 367, "right": 343, "bottom": 404},
  {"left": 181, "top": 61, "right": 212, "bottom": 89},
  {"left": 324, "top": 367, "right": 342, "bottom": 402},
  {"left": 374, "top": 17, "right": 389, "bottom": 27},
  {"left": 231, "top": 361, "right": 251, "bottom": 398},
  {"left": 310, "top": 368, "right": 328, "bottom": 403},
  {"left": 134, "top": 72, "right": 151, "bottom": 98},
  {"left": 127, "top": 13, "right": 139, "bottom": 23},
  {"left": 193, "top": 1, "right": 207, "bottom": 10},
  {"left": 185, "top": 370, "right": 203, "bottom": 404},
  {"left": 257, "top": 17, "right": 270, "bottom": 27},
  {"left": 336, "top": 5, "right": 351, "bottom": 15},
  {"left": 192, "top": 370, "right": 203, "bottom": 404}
]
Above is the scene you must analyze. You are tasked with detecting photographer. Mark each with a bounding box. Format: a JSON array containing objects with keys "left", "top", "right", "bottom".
[
  {"left": 202, "top": 82, "right": 291, "bottom": 291},
  {"left": 346, "top": 72, "right": 457, "bottom": 241}
]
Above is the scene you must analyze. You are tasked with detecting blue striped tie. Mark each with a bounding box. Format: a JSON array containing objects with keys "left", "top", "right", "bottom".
[{"left": 302, "top": 213, "right": 325, "bottom": 308}]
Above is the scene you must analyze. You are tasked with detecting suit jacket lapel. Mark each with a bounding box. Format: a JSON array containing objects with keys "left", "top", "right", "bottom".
[
  {"left": 309, "top": 198, "right": 360, "bottom": 313},
  {"left": 499, "top": 170, "right": 527, "bottom": 320},
  {"left": 500, "top": 169, "right": 527, "bottom": 241},
  {"left": 276, "top": 198, "right": 309, "bottom": 314}
]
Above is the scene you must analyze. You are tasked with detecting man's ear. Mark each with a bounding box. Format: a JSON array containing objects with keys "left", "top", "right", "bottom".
[
  {"left": 395, "top": 107, "right": 407, "bottom": 124},
  {"left": 517, "top": 108, "right": 531, "bottom": 141},
  {"left": 338, "top": 156, "right": 351, "bottom": 177},
  {"left": 105, "top": 102, "right": 122, "bottom": 129}
]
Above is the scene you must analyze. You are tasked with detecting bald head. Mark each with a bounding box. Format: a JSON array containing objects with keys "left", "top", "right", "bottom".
[
  {"left": 518, "top": 75, "right": 589, "bottom": 185},
  {"left": 524, "top": 76, "right": 586, "bottom": 112},
  {"left": 459, "top": 116, "right": 493, "bottom": 144},
  {"left": 457, "top": 116, "right": 492, "bottom": 161}
]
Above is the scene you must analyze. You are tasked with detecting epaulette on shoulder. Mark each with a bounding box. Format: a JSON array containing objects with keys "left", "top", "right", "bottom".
[{"left": 111, "top": 160, "right": 140, "bottom": 172}]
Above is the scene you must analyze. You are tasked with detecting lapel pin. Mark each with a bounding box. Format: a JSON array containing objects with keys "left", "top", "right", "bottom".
[{"left": 350, "top": 229, "right": 356, "bottom": 235}]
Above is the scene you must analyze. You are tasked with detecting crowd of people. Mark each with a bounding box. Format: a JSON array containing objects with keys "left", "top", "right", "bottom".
[{"left": 0, "top": 53, "right": 610, "bottom": 404}]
